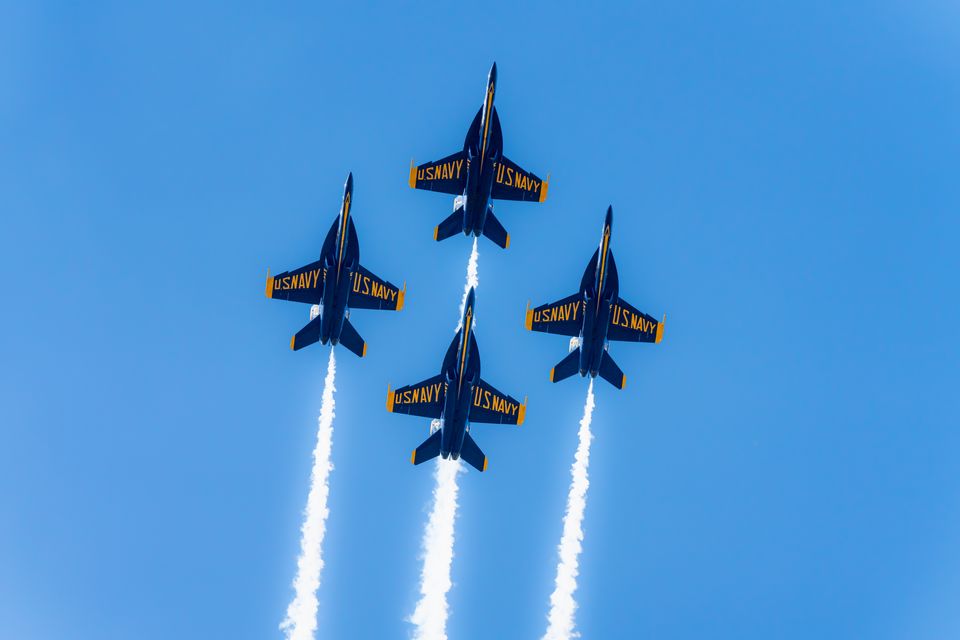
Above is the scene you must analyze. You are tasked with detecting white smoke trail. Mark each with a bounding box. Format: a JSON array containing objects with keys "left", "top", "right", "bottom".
[
  {"left": 409, "top": 237, "right": 479, "bottom": 640},
  {"left": 458, "top": 237, "right": 480, "bottom": 321},
  {"left": 409, "top": 457, "right": 463, "bottom": 640},
  {"left": 543, "top": 381, "right": 596, "bottom": 640},
  {"left": 280, "top": 348, "right": 337, "bottom": 640}
]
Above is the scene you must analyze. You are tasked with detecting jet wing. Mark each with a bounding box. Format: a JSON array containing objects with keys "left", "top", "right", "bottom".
[
  {"left": 266, "top": 261, "right": 325, "bottom": 304},
  {"left": 525, "top": 293, "right": 582, "bottom": 337},
  {"left": 469, "top": 378, "right": 526, "bottom": 425},
  {"left": 387, "top": 375, "right": 446, "bottom": 419},
  {"left": 608, "top": 297, "right": 664, "bottom": 344},
  {"left": 349, "top": 265, "right": 405, "bottom": 311},
  {"left": 491, "top": 156, "right": 548, "bottom": 202},
  {"left": 409, "top": 151, "right": 468, "bottom": 195}
]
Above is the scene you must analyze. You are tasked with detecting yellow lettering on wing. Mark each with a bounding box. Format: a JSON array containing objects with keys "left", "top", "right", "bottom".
[
  {"left": 419, "top": 158, "right": 465, "bottom": 184},
  {"left": 275, "top": 268, "right": 323, "bottom": 291},
  {"left": 395, "top": 382, "right": 443, "bottom": 407},
  {"left": 472, "top": 387, "right": 520, "bottom": 419},
  {"left": 611, "top": 304, "right": 655, "bottom": 334},
  {"left": 532, "top": 301, "right": 580, "bottom": 325}
]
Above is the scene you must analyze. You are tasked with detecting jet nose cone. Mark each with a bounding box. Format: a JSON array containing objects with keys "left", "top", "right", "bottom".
[
  {"left": 604, "top": 205, "right": 613, "bottom": 229},
  {"left": 345, "top": 172, "right": 354, "bottom": 192},
  {"left": 488, "top": 62, "right": 498, "bottom": 85}
]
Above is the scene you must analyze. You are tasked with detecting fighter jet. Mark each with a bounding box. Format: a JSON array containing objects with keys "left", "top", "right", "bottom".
[
  {"left": 525, "top": 206, "right": 665, "bottom": 389},
  {"left": 265, "top": 173, "right": 405, "bottom": 356},
  {"left": 386, "top": 287, "right": 526, "bottom": 472},
  {"left": 408, "top": 62, "right": 548, "bottom": 249}
]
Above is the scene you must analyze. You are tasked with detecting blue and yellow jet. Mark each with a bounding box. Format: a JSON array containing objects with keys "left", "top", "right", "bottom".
[
  {"left": 265, "top": 173, "right": 405, "bottom": 356},
  {"left": 409, "top": 62, "right": 548, "bottom": 249},
  {"left": 525, "top": 206, "right": 665, "bottom": 389},
  {"left": 386, "top": 287, "right": 526, "bottom": 472}
]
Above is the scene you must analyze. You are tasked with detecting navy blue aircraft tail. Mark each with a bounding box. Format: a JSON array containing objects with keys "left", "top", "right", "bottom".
[
  {"left": 387, "top": 287, "right": 525, "bottom": 472},
  {"left": 409, "top": 63, "right": 548, "bottom": 249},
  {"left": 265, "top": 173, "right": 405, "bottom": 356},
  {"left": 526, "top": 206, "right": 665, "bottom": 388}
]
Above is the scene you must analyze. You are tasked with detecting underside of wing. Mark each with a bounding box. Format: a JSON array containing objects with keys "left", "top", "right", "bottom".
[
  {"left": 491, "top": 155, "right": 548, "bottom": 203},
  {"left": 525, "top": 293, "right": 582, "bottom": 337},
  {"left": 409, "top": 151, "right": 468, "bottom": 195},
  {"left": 387, "top": 374, "right": 446, "bottom": 419},
  {"left": 349, "top": 265, "right": 405, "bottom": 311},
  {"left": 608, "top": 297, "right": 664, "bottom": 343},
  {"left": 469, "top": 378, "right": 526, "bottom": 425},
  {"left": 266, "top": 260, "right": 325, "bottom": 304}
]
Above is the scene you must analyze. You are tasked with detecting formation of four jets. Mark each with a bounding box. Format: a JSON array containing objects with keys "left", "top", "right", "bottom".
[{"left": 265, "top": 63, "right": 665, "bottom": 472}]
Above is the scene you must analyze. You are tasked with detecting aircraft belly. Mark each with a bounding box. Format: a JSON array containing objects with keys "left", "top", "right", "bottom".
[
  {"left": 441, "top": 384, "right": 472, "bottom": 458},
  {"left": 464, "top": 162, "right": 494, "bottom": 236}
]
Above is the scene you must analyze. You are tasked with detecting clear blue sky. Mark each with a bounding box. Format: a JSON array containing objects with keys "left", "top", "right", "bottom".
[{"left": 2, "top": 3, "right": 958, "bottom": 639}]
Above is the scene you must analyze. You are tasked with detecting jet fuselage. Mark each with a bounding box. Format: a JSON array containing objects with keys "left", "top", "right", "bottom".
[
  {"left": 579, "top": 207, "right": 618, "bottom": 377},
  {"left": 319, "top": 174, "right": 360, "bottom": 345},
  {"left": 458, "top": 63, "right": 501, "bottom": 238},
  {"left": 438, "top": 288, "right": 481, "bottom": 460}
]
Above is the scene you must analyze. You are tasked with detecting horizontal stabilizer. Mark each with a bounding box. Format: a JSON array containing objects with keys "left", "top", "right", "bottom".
[
  {"left": 291, "top": 314, "right": 323, "bottom": 351},
  {"left": 460, "top": 431, "right": 488, "bottom": 472},
  {"left": 550, "top": 348, "right": 581, "bottom": 383},
  {"left": 338, "top": 317, "right": 367, "bottom": 358},
  {"left": 434, "top": 206, "right": 465, "bottom": 242},
  {"left": 481, "top": 206, "right": 509, "bottom": 249},
  {"left": 597, "top": 350, "right": 626, "bottom": 389},
  {"left": 411, "top": 429, "right": 442, "bottom": 466}
]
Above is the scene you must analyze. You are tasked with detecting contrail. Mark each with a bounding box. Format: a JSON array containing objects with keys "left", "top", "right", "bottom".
[
  {"left": 409, "top": 238, "right": 479, "bottom": 640},
  {"left": 409, "top": 456, "right": 463, "bottom": 640},
  {"left": 543, "top": 380, "right": 596, "bottom": 640},
  {"left": 280, "top": 348, "right": 337, "bottom": 640},
  {"left": 458, "top": 237, "right": 480, "bottom": 320}
]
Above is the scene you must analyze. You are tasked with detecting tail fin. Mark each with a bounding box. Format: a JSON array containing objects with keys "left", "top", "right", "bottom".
[
  {"left": 598, "top": 350, "right": 626, "bottom": 389},
  {"left": 411, "top": 429, "right": 443, "bottom": 465},
  {"left": 434, "top": 205, "right": 465, "bottom": 242},
  {"left": 291, "top": 314, "right": 323, "bottom": 351},
  {"left": 338, "top": 317, "right": 367, "bottom": 358},
  {"left": 481, "top": 206, "right": 509, "bottom": 249},
  {"left": 549, "top": 348, "right": 581, "bottom": 383},
  {"left": 460, "top": 431, "right": 488, "bottom": 472}
]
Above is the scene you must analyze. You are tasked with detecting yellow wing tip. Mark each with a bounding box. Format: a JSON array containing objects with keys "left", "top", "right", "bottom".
[
  {"left": 397, "top": 282, "right": 406, "bottom": 311},
  {"left": 386, "top": 385, "right": 395, "bottom": 412},
  {"left": 549, "top": 367, "right": 555, "bottom": 382},
  {"left": 362, "top": 342, "right": 368, "bottom": 358},
  {"left": 482, "top": 457, "right": 488, "bottom": 472},
  {"left": 265, "top": 269, "right": 274, "bottom": 298},
  {"left": 410, "top": 450, "right": 417, "bottom": 464},
  {"left": 433, "top": 226, "right": 439, "bottom": 241},
  {"left": 517, "top": 397, "right": 527, "bottom": 426},
  {"left": 289, "top": 336, "right": 296, "bottom": 350},
  {"left": 504, "top": 234, "right": 510, "bottom": 249},
  {"left": 524, "top": 302, "right": 533, "bottom": 330},
  {"left": 408, "top": 159, "right": 417, "bottom": 188},
  {"left": 655, "top": 314, "right": 666, "bottom": 344},
  {"left": 621, "top": 374, "right": 627, "bottom": 389},
  {"left": 539, "top": 175, "right": 550, "bottom": 203}
]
